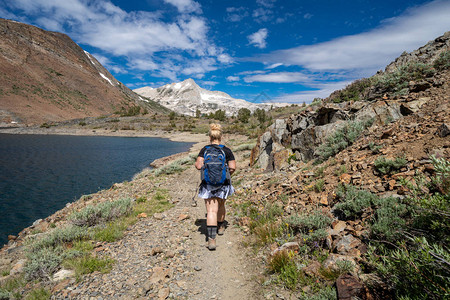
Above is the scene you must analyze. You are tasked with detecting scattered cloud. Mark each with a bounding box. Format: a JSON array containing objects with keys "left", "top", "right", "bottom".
[
  {"left": 252, "top": 7, "right": 273, "bottom": 23},
  {"left": 256, "top": 0, "right": 276, "bottom": 8},
  {"left": 255, "top": 0, "right": 450, "bottom": 75},
  {"left": 244, "top": 72, "right": 311, "bottom": 83},
  {"left": 273, "top": 81, "right": 352, "bottom": 104},
  {"left": 303, "top": 13, "right": 313, "bottom": 19},
  {"left": 225, "top": 6, "right": 248, "bottom": 22},
  {"left": 2, "top": 0, "right": 231, "bottom": 80},
  {"left": 265, "top": 63, "right": 283, "bottom": 69},
  {"left": 226, "top": 76, "right": 240, "bottom": 82},
  {"left": 163, "top": 0, "right": 201, "bottom": 14},
  {"left": 248, "top": 28, "right": 268, "bottom": 49}
]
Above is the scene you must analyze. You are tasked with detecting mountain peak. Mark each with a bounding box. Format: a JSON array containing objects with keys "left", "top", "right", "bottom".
[{"left": 134, "top": 79, "right": 284, "bottom": 116}]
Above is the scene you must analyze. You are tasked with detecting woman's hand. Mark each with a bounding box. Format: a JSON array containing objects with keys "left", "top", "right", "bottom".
[
  {"left": 195, "top": 156, "right": 204, "bottom": 170},
  {"left": 228, "top": 160, "right": 236, "bottom": 175}
]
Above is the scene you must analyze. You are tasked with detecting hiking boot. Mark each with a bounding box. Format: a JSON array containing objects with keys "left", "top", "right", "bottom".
[
  {"left": 207, "top": 238, "right": 216, "bottom": 250},
  {"left": 217, "top": 224, "right": 225, "bottom": 236}
]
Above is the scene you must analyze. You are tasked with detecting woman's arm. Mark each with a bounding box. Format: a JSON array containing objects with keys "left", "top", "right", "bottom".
[
  {"left": 228, "top": 160, "right": 236, "bottom": 175},
  {"left": 195, "top": 156, "right": 204, "bottom": 170}
]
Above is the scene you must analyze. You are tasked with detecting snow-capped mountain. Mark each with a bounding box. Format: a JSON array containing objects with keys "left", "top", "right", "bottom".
[{"left": 134, "top": 79, "right": 279, "bottom": 116}]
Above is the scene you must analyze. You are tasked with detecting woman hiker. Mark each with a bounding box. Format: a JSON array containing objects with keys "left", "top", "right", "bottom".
[{"left": 195, "top": 123, "right": 236, "bottom": 250}]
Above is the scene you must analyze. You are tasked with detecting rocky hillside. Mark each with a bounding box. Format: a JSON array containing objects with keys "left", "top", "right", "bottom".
[
  {"left": 0, "top": 18, "right": 166, "bottom": 126},
  {"left": 237, "top": 31, "right": 449, "bottom": 299},
  {"left": 134, "top": 78, "right": 285, "bottom": 117}
]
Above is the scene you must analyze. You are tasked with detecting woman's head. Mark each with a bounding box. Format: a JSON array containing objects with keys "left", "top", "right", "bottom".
[{"left": 209, "top": 123, "right": 222, "bottom": 142}]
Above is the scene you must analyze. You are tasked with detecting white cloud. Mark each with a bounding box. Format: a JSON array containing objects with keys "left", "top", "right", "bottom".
[
  {"left": 252, "top": 7, "right": 273, "bottom": 22},
  {"left": 225, "top": 6, "right": 248, "bottom": 22},
  {"left": 217, "top": 53, "right": 233, "bottom": 64},
  {"left": 163, "top": 0, "right": 201, "bottom": 14},
  {"left": 257, "top": 0, "right": 450, "bottom": 74},
  {"left": 244, "top": 72, "right": 311, "bottom": 83},
  {"left": 266, "top": 63, "right": 283, "bottom": 69},
  {"left": 226, "top": 76, "right": 239, "bottom": 82},
  {"left": 248, "top": 28, "right": 268, "bottom": 49},
  {"left": 3, "top": 0, "right": 230, "bottom": 81},
  {"left": 273, "top": 81, "right": 352, "bottom": 104},
  {"left": 303, "top": 13, "right": 313, "bottom": 20},
  {"left": 256, "top": 0, "right": 276, "bottom": 8}
]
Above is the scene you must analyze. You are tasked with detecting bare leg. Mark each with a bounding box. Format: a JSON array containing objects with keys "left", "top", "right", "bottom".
[
  {"left": 205, "top": 198, "right": 219, "bottom": 226},
  {"left": 217, "top": 199, "right": 226, "bottom": 223}
]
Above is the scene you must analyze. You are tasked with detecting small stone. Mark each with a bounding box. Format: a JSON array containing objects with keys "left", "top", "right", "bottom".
[
  {"left": 194, "top": 266, "right": 202, "bottom": 271},
  {"left": 151, "top": 247, "right": 163, "bottom": 256},
  {"left": 335, "top": 235, "right": 362, "bottom": 255},
  {"left": 166, "top": 251, "right": 175, "bottom": 258},
  {"left": 10, "top": 259, "right": 26, "bottom": 275},
  {"left": 137, "top": 213, "right": 148, "bottom": 218},
  {"left": 436, "top": 123, "right": 450, "bottom": 137},
  {"left": 182, "top": 231, "right": 190, "bottom": 237},
  {"left": 153, "top": 213, "right": 165, "bottom": 220},
  {"left": 52, "top": 269, "right": 75, "bottom": 282},
  {"left": 158, "top": 287, "right": 170, "bottom": 300},
  {"left": 339, "top": 174, "right": 352, "bottom": 185},
  {"left": 7, "top": 235, "right": 17, "bottom": 241},
  {"left": 177, "top": 214, "right": 189, "bottom": 221}
]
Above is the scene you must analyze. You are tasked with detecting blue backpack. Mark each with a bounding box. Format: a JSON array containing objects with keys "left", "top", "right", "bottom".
[{"left": 201, "top": 145, "right": 230, "bottom": 186}]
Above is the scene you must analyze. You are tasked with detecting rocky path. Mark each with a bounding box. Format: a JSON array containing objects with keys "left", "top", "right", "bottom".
[{"left": 54, "top": 163, "right": 257, "bottom": 299}]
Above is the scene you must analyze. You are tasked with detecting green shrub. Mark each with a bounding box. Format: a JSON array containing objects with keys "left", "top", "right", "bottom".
[
  {"left": 286, "top": 211, "right": 332, "bottom": 234},
  {"left": 24, "top": 247, "right": 63, "bottom": 280},
  {"left": 314, "top": 179, "right": 325, "bottom": 192},
  {"left": 234, "top": 142, "right": 256, "bottom": 152},
  {"left": 0, "top": 289, "right": 10, "bottom": 300},
  {"left": 370, "top": 237, "right": 450, "bottom": 299},
  {"left": 269, "top": 250, "right": 301, "bottom": 290},
  {"left": 29, "top": 225, "right": 91, "bottom": 252},
  {"left": 370, "top": 196, "right": 408, "bottom": 241},
  {"left": 0, "top": 270, "right": 9, "bottom": 277},
  {"left": 299, "top": 286, "right": 337, "bottom": 300},
  {"left": 373, "top": 156, "right": 407, "bottom": 175},
  {"left": 153, "top": 155, "right": 195, "bottom": 176},
  {"left": 330, "top": 78, "right": 373, "bottom": 103},
  {"left": 374, "top": 62, "right": 435, "bottom": 95},
  {"left": 429, "top": 155, "right": 450, "bottom": 194},
  {"left": 316, "top": 119, "right": 373, "bottom": 162},
  {"left": 93, "top": 219, "right": 131, "bottom": 242},
  {"left": 70, "top": 198, "right": 132, "bottom": 227},
  {"left": 25, "top": 287, "right": 51, "bottom": 300},
  {"left": 433, "top": 50, "right": 450, "bottom": 71},
  {"left": 334, "top": 184, "right": 378, "bottom": 219},
  {"left": 64, "top": 255, "right": 114, "bottom": 281}
]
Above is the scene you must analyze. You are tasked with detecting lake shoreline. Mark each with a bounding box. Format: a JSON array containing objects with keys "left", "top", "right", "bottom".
[
  {"left": 0, "top": 127, "right": 209, "bottom": 152},
  {"left": 0, "top": 130, "right": 209, "bottom": 249}
]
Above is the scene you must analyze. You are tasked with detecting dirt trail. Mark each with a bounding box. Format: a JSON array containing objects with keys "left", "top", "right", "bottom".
[
  {"left": 164, "top": 164, "right": 257, "bottom": 300},
  {"left": 54, "top": 149, "right": 258, "bottom": 299}
]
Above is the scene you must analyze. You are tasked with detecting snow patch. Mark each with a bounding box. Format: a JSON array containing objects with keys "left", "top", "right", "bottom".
[
  {"left": 99, "top": 73, "right": 114, "bottom": 86},
  {"left": 84, "top": 50, "right": 96, "bottom": 66}
]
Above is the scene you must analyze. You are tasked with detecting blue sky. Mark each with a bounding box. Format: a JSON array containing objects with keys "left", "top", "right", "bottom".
[{"left": 1, "top": 0, "right": 450, "bottom": 103}]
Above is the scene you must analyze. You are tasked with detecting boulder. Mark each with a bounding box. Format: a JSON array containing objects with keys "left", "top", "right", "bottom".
[
  {"left": 436, "top": 123, "right": 450, "bottom": 137},
  {"left": 52, "top": 269, "right": 75, "bottom": 282},
  {"left": 336, "top": 273, "right": 366, "bottom": 300},
  {"left": 335, "top": 235, "right": 362, "bottom": 255},
  {"left": 322, "top": 254, "right": 359, "bottom": 273}
]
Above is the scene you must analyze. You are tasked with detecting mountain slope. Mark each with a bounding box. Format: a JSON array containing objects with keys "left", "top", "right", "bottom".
[
  {"left": 134, "top": 78, "right": 282, "bottom": 116},
  {"left": 0, "top": 18, "right": 166, "bottom": 126}
]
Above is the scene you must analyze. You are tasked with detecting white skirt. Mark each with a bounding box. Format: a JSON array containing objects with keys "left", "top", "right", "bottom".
[{"left": 198, "top": 184, "right": 235, "bottom": 200}]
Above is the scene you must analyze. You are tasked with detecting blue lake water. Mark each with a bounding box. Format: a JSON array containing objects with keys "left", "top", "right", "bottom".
[{"left": 0, "top": 133, "right": 193, "bottom": 246}]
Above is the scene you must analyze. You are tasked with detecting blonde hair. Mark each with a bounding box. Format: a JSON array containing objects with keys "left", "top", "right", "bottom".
[{"left": 209, "top": 123, "right": 222, "bottom": 141}]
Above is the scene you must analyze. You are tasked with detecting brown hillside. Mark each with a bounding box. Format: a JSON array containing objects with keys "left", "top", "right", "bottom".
[{"left": 0, "top": 18, "right": 164, "bottom": 126}]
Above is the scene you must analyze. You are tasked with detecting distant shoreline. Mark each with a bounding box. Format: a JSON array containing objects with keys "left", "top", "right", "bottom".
[{"left": 0, "top": 127, "right": 209, "bottom": 152}]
